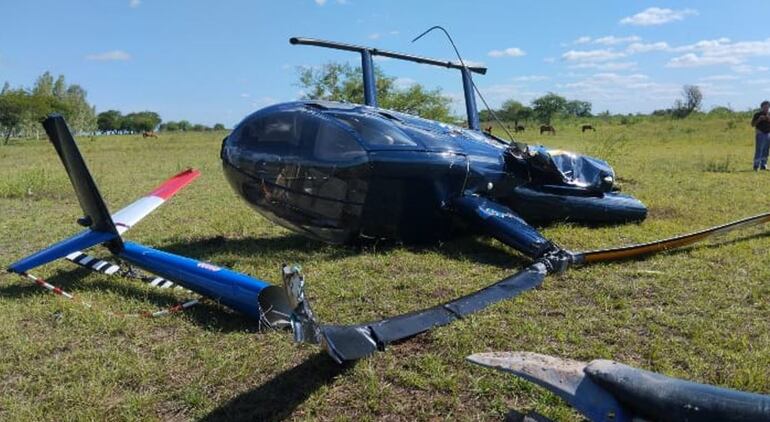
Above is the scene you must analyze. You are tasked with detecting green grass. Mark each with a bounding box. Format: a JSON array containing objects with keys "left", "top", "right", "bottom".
[{"left": 1, "top": 119, "right": 769, "bottom": 421}]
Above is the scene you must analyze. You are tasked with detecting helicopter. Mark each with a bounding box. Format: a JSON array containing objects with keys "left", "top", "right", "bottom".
[
  {"left": 221, "top": 36, "right": 648, "bottom": 259},
  {"left": 7, "top": 33, "right": 770, "bottom": 364}
]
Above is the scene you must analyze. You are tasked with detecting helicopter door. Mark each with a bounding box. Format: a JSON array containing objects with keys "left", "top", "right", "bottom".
[{"left": 291, "top": 118, "right": 370, "bottom": 242}]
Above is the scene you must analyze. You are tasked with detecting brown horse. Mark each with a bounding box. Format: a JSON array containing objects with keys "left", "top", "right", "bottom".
[
  {"left": 539, "top": 125, "right": 556, "bottom": 135},
  {"left": 581, "top": 124, "right": 596, "bottom": 133},
  {"left": 483, "top": 125, "right": 493, "bottom": 135},
  {"left": 142, "top": 131, "right": 158, "bottom": 138},
  {"left": 515, "top": 125, "right": 525, "bottom": 132}
]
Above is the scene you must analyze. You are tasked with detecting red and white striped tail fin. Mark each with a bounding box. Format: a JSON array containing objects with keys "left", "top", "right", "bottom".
[{"left": 111, "top": 168, "right": 201, "bottom": 235}]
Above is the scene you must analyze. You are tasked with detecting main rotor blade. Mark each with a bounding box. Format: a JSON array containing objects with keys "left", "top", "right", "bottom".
[
  {"left": 317, "top": 262, "right": 548, "bottom": 362},
  {"left": 573, "top": 212, "right": 770, "bottom": 265}
]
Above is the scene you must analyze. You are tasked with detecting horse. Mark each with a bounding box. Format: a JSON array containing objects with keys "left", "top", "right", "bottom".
[
  {"left": 483, "top": 125, "right": 493, "bottom": 135},
  {"left": 581, "top": 124, "right": 596, "bottom": 133},
  {"left": 142, "top": 131, "right": 158, "bottom": 138},
  {"left": 515, "top": 125, "right": 525, "bottom": 132},
  {"left": 539, "top": 125, "right": 556, "bottom": 135}
]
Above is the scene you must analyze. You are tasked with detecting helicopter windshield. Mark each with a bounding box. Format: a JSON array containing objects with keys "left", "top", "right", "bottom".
[{"left": 331, "top": 113, "right": 417, "bottom": 148}]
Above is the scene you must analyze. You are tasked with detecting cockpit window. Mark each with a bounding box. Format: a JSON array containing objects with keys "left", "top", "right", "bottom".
[
  {"left": 313, "top": 120, "right": 366, "bottom": 161},
  {"left": 233, "top": 112, "right": 304, "bottom": 149},
  {"left": 332, "top": 113, "right": 417, "bottom": 148}
]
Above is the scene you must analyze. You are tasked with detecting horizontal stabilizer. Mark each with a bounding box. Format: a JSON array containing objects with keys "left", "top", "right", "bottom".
[{"left": 8, "top": 229, "right": 118, "bottom": 274}]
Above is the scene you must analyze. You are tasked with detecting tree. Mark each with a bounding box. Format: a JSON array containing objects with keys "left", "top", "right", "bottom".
[
  {"left": 673, "top": 85, "right": 702, "bottom": 118},
  {"left": 213, "top": 123, "right": 225, "bottom": 130},
  {"left": 123, "top": 111, "right": 161, "bottom": 132},
  {"left": 97, "top": 110, "right": 123, "bottom": 133},
  {"left": 297, "top": 62, "right": 453, "bottom": 123},
  {"left": 564, "top": 100, "right": 592, "bottom": 118},
  {"left": 0, "top": 90, "right": 28, "bottom": 143},
  {"left": 177, "top": 120, "right": 191, "bottom": 131},
  {"left": 531, "top": 93, "right": 567, "bottom": 124},
  {"left": 32, "top": 71, "right": 54, "bottom": 97},
  {"left": 497, "top": 100, "right": 533, "bottom": 126}
]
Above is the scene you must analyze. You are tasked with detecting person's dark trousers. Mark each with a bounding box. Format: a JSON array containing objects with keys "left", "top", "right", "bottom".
[{"left": 754, "top": 131, "right": 770, "bottom": 170}]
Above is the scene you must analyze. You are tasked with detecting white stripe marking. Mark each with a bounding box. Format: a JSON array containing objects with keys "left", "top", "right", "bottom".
[
  {"left": 160, "top": 281, "right": 175, "bottom": 289},
  {"left": 105, "top": 266, "right": 120, "bottom": 275},
  {"left": 80, "top": 256, "right": 94, "bottom": 265},
  {"left": 150, "top": 277, "right": 164, "bottom": 287},
  {"left": 66, "top": 251, "right": 82, "bottom": 260}
]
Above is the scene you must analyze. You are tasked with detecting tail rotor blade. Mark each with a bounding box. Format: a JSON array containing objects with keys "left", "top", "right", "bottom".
[{"left": 573, "top": 212, "right": 770, "bottom": 265}]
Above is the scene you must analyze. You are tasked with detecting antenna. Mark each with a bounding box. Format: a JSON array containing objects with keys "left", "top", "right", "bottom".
[{"left": 412, "top": 26, "right": 519, "bottom": 142}]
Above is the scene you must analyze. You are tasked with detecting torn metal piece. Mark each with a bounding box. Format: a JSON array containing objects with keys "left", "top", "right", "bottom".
[
  {"left": 282, "top": 264, "right": 322, "bottom": 345},
  {"left": 467, "top": 352, "right": 629, "bottom": 422}
]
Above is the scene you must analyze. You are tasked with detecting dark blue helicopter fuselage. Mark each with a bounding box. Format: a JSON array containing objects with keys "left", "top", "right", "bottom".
[{"left": 221, "top": 101, "right": 647, "bottom": 246}]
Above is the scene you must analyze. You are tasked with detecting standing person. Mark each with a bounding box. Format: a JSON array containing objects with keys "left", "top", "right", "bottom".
[{"left": 752, "top": 100, "right": 770, "bottom": 170}]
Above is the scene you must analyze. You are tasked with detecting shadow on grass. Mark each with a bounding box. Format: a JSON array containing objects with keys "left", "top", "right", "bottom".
[
  {"left": 158, "top": 232, "right": 529, "bottom": 270},
  {"left": 200, "top": 352, "right": 354, "bottom": 422},
  {"left": 0, "top": 267, "right": 261, "bottom": 333}
]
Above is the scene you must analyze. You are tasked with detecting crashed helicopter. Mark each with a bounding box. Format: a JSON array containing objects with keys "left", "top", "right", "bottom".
[{"left": 7, "top": 35, "right": 770, "bottom": 364}]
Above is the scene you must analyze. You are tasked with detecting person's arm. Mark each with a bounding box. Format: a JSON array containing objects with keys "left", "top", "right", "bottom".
[{"left": 752, "top": 114, "right": 762, "bottom": 127}]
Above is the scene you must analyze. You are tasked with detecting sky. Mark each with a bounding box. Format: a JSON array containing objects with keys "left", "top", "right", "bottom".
[{"left": 1, "top": 1, "right": 769, "bottom": 126}]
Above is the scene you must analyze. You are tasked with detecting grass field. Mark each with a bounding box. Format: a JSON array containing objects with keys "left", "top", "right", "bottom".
[{"left": 1, "top": 116, "right": 769, "bottom": 421}]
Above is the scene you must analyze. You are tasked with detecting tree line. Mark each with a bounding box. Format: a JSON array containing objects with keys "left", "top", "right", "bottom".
[
  {"left": 0, "top": 71, "right": 227, "bottom": 142},
  {"left": 96, "top": 110, "right": 226, "bottom": 133},
  {"left": 480, "top": 93, "right": 593, "bottom": 126},
  {"left": 0, "top": 72, "right": 96, "bottom": 143}
]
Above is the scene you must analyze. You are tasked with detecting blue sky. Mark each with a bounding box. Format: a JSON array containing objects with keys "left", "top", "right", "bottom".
[{"left": 1, "top": 1, "right": 769, "bottom": 126}]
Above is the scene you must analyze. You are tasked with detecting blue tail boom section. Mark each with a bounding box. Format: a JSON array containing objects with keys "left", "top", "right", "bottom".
[
  {"left": 118, "top": 242, "right": 290, "bottom": 324},
  {"left": 8, "top": 229, "right": 118, "bottom": 274}
]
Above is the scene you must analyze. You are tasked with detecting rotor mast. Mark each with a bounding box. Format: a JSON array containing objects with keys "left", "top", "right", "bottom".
[{"left": 289, "top": 37, "right": 486, "bottom": 130}]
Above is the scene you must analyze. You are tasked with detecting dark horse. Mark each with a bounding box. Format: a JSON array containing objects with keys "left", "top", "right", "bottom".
[
  {"left": 539, "top": 124, "right": 556, "bottom": 135},
  {"left": 581, "top": 124, "right": 596, "bottom": 133},
  {"left": 142, "top": 131, "right": 158, "bottom": 138}
]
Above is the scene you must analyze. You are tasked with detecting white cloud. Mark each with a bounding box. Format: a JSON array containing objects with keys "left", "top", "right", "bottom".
[
  {"left": 745, "top": 78, "right": 770, "bottom": 85},
  {"left": 129, "top": 0, "right": 141, "bottom": 8},
  {"left": 699, "top": 75, "right": 739, "bottom": 81},
  {"left": 573, "top": 36, "right": 592, "bottom": 45},
  {"left": 594, "top": 35, "right": 641, "bottom": 45},
  {"left": 666, "top": 38, "right": 770, "bottom": 68},
  {"left": 569, "top": 61, "right": 638, "bottom": 71},
  {"left": 620, "top": 7, "right": 698, "bottom": 26},
  {"left": 512, "top": 75, "right": 549, "bottom": 82},
  {"left": 733, "top": 64, "right": 769, "bottom": 74},
  {"left": 314, "top": 0, "right": 327, "bottom": 5},
  {"left": 667, "top": 53, "right": 741, "bottom": 67},
  {"left": 488, "top": 47, "right": 526, "bottom": 58},
  {"left": 240, "top": 93, "right": 251, "bottom": 98},
  {"left": 368, "top": 33, "right": 381, "bottom": 40},
  {"left": 560, "top": 72, "right": 680, "bottom": 105},
  {"left": 562, "top": 49, "right": 626, "bottom": 62},
  {"left": 626, "top": 41, "right": 670, "bottom": 54},
  {"left": 85, "top": 50, "right": 131, "bottom": 61}
]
